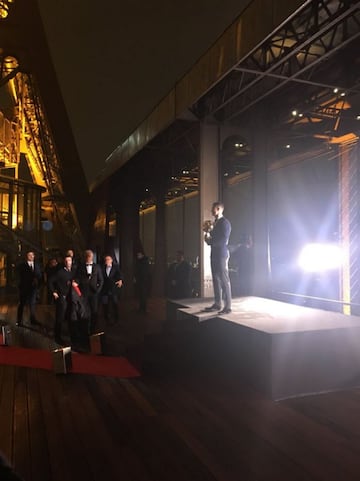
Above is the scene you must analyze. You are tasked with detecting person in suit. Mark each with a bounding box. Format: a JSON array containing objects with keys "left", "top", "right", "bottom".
[
  {"left": 44, "top": 257, "right": 60, "bottom": 304},
  {"left": 65, "top": 248, "right": 79, "bottom": 272},
  {"left": 16, "top": 250, "right": 43, "bottom": 326},
  {"left": 77, "top": 249, "right": 104, "bottom": 334},
  {"left": 48, "top": 254, "right": 76, "bottom": 345},
  {"left": 101, "top": 254, "right": 123, "bottom": 324},
  {"left": 204, "top": 202, "right": 232, "bottom": 314}
]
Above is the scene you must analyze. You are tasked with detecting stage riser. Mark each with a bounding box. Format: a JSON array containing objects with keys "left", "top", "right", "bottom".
[{"left": 167, "top": 297, "right": 360, "bottom": 400}]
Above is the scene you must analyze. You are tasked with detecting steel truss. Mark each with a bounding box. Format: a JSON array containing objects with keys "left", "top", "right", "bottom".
[{"left": 192, "top": 0, "right": 360, "bottom": 122}]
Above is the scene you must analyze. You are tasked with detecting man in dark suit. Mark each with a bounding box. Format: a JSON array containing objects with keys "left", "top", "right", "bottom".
[
  {"left": 77, "top": 249, "right": 104, "bottom": 333},
  {"left": 16, "top": 250, "right": 43, "bottom": 326},
  {"left": 204, "top": 202, "right": 232, "bottom": 314},
  {"left": 48, "top": 254, "right": 76, "bottom": 344},
  {"left": 101, "top": 254, "right": 123, "bottom": 324}
]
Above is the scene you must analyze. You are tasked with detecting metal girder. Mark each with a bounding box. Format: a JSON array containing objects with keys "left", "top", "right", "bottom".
[
  {"left": 192, "top": 0, "right": 360, "bottom": 122},
  {"left": 0, "top": 64, "right": 20, "bottom": 87}
]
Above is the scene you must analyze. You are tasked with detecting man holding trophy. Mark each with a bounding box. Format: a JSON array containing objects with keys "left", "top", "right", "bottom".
[{"left": 203, "top": 202, "right": 232, "bottom": 314}]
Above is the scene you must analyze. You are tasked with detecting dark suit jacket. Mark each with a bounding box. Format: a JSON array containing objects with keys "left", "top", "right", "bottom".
[
  {"left": 48, "top": 267, "right": 75, "bottom": 297},
  {"left": 208, "top": 217, "right": 232, "bottom": 258},
  {"left": 101, "top": 264, "right": 123, "bottom": 297},
  {"left": 16, "top": 261, "right": 42, "bottom": 293},
  {"left": 77, "top": 263, "right": 104, "bottom": 297}
]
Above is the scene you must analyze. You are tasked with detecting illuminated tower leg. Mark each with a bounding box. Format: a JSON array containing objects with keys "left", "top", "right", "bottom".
[{"left": 199, "top": 123, "right": 220, "bottom": 298}]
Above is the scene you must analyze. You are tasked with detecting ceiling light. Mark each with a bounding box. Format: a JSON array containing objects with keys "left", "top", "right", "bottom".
[
  {"left": 292, "top": 110, "right": 298, "bottom": 117},
  {"left": 298, "top": 113, "right": 303, "bottom": 118},
  {"left": 340, "top": 92, "right": 346, "bottom": 97},
  {"left": 285, "top": 144, "right": 291, "bottom": 149},
  {"left": 224, "top": 172, "right": 229, "bottom": 177},
  {"left": 356, "top": 115, "right": 360, "bottom": 120},
  {"left": 333, "top": 87, "right": 339, "bottom": 94}
]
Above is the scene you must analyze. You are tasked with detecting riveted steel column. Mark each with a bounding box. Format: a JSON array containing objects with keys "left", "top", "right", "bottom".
[
  {"left": 199, "top": 123, "right": 220, "bottom": 298},
  {"left": 340, "top": 141, "right": 360, "bottom": 315}
]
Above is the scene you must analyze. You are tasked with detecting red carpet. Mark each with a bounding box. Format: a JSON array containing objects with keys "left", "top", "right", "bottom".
[{"left": 0, "top": 345, "right": 141, "bottom": 378}]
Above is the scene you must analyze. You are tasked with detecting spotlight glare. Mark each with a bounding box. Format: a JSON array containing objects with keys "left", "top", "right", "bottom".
[{"left": 298, "top": 243, "right": 344, "bottom": 272}]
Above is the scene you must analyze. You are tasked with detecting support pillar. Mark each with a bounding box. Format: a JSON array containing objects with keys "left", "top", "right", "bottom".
[
  {"left": 251, "top": 118, "right": 270, "bottom": 297},
  {"left": 152, "top": 182, "right": 167, "bottom": 297},
  {"left": 117, "top": 191, "right": 140, "bottom": 298},
  {"left": 199, "top": 123, "right": 220, "bottom": 298}
]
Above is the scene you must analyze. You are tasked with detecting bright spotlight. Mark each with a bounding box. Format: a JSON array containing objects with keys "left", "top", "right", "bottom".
[{"left": 298, "top": 243, "right": 344, "bottom": 272}]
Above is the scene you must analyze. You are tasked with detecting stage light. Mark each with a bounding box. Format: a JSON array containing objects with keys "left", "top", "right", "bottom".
[
  {"left": 285, "top": 144, "right": 291, "bottom": 149},
  {"left": 340, "top": 92, "right": 346, "bottom": 97},
  {"left": 357, "top": 115, "right": 360, "bottom": 120},
  {"left": 292, "top": 110, "right": 298, "bottom": 116},
  {"left": 333, "top": 87, "right": 339, "bottom": 94},
  {"left": 298, "top": 243, "right": 344, "bottom": 272}
]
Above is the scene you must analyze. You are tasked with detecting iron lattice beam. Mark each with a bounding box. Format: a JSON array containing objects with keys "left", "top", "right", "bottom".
[{"left": 192, "top": 0, "right": 360, "bottom": 122}]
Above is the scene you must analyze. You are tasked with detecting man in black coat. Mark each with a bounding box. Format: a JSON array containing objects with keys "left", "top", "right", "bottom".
[
  {"left": 204, "top": 202, "right": 232, "bottom": 314},
  {"left": 101, "top": 254, "right": 123, "bottom": 324},
  {"left": 48, "top": 254, "right": 76, "bottom": 344},
  {"left": 16, "top": 250, "right": 43, "bottom": 326},
  {"left": 77, "top": 249, "right": 104, "bottom": 333}
]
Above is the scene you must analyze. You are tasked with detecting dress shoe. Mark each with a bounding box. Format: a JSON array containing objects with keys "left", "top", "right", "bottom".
[
  {"left": 204, "top": 304, "right": 221, "bottom": 312},
  {"left": 218, "top": 308, "right": 232, "bottom": 314}
]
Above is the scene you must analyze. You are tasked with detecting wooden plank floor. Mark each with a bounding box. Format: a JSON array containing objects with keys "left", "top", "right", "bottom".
[{"left": 1, "top": 293, "right": 360, "bottom": 480}]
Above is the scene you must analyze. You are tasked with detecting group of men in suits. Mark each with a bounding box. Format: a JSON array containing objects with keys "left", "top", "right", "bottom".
[{"left": 16, "top": 249, "right": 123, "bottom": 347}]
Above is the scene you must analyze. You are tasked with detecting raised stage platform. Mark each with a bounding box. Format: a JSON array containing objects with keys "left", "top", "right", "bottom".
[{"left": 167, "top": 296, "right": 360, "bottom": 400}]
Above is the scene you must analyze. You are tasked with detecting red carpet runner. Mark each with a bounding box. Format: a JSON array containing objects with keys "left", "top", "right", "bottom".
[{"left": 0, "top": 344, "right": 140, "bottom": 378}]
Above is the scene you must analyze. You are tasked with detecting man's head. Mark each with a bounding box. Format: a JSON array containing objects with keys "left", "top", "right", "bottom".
[
  {"left": 104, "top": 255, "right": 113, "bottom": 267},
  {"left": 211, "top": 202, "right": 224, "bottom": 219},
  {"left": 26, "top": 251, "right": 35, "bottom": 262},
  {"left": 49, "top": 258, "right": 58, "bottom": 267},
  {"left": 85, "top": 250, "right": 94, "bottom": 263},
  {"left": 64, "top": 255, "right": 72, "bottom": 270},
  {"left": 65, "top": 249, "right": 74, "bottom": 258},
  {"left": 137, "top": 252, "right": 144, "bottom": 260}
]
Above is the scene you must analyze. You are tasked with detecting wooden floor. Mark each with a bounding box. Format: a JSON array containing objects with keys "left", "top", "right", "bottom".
[{"left": 1, "top": 293, "right": 360, "bottom": 480}]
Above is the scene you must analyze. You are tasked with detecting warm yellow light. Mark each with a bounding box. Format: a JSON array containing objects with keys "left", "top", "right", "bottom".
[{"left": 0, "top": 0, "right": 15, "bottom": 19}]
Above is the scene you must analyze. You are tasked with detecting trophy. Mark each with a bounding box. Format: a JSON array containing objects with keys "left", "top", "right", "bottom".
[
  {"left": 202, "top": 220, "right": 214, "bottom": 233},
  {"left": 203, "top": 220, "right": 214, "bottom": 244}
]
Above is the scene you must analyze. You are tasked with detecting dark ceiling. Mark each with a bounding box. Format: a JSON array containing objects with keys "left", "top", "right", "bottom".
[{"left": 36, "top": 0, "right": 252, "bottom": 186}]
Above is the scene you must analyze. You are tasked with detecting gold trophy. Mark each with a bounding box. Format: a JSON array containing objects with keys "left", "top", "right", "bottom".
[
  {"left": 203, "top": 220, "right": 214, "bottom": 244},
  {"left": 202, "top": 220, "right": 214, "bottom": 233}
]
